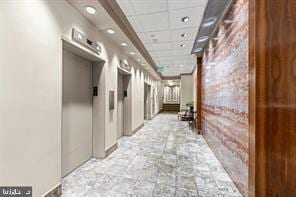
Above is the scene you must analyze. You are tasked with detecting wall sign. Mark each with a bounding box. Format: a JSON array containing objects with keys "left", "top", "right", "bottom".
[
  {"left": 72, "top": 28, "right": 101, "bottom": 54},
  {"left": 157, "top": 66, "right": 165, "bottom": 73},
  {"left": 119, "top": 61, "right": 131, "bottom": 72}
]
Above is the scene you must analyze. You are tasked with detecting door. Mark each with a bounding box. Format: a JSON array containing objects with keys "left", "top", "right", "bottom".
[
  {"left": 117, "top": 72, "right": 124, "bottom": 139},
  {"left": 144, "top": 83, "right": 151, "bottom": 119},
  {"left": 62, "top": 50, "right": 93, "bottom": 177}
]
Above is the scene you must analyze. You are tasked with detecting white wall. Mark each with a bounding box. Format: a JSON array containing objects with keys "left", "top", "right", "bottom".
[
  {"left": 180, "top": 75, "right": 194, "bottom": 110},
  {"left": 0, "top": 0, "right": 161, "bottom": 196}
]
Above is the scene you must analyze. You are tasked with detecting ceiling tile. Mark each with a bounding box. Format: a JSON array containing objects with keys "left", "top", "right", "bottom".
[
  {"left": 171, "top": 27, "right": 198, "bottom": 42},
  {"left": 116, "top": 0, "right": 135, "bottom": 16},
  {"left": 156, "top": 50, "right": 173, "bottom": 57},
  {"left": 130, "top": 0, "right": 168, "bottom": 15},
  {"left": 143, "top": 42, "right": 155, "bottom": 51},
  {"left": 173, "top": 40, "right": 194, "bottom": 51},
  {"left": 168, "top": 0, "right": 207, "bottom": 10},
  {"left": 127, "top": 16, "right": 144, "bottom": 32},
  {"left": 151, "top": 42, "right": 172, "bottom": 51},
  {"left": 138, "top": 12, "right": 170, "bottom": 32},
  {"left": 173, "top": 48, "right": 192, "bottom": 56},
  {"left": 158, "top": 56, "right": 173, "bottom": 62},
  {"left": 169, "top": 6, "right": 205, "bottom": 29},
  {"left": 146, "top": 30, "right": 171, "bottom": 43},
  {"left": 137, "top": 32, "right": 150, "bottom": 43},
  {"left": 115, "top": 0, "right": 206, "bottom": 77}
]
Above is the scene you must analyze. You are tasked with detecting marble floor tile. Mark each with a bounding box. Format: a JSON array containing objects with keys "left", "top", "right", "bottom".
[
  {"left": 62, "top": 113, "right": 241, "bottom": 197},
  {"left": 153, "top": 184, "right": 176, "bottom": 197}
]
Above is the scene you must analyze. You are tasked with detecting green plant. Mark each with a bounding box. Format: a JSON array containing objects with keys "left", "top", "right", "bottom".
[{"left": 186, "top": 101, "right": 194, "bottom": 108}]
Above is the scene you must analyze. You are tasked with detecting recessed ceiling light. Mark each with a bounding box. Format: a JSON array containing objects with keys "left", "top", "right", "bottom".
[
  {"left": 85, "top": 6, "right": 96, "bottom": 15},
  {"left": 121, "top": 42, "right": 127, "bottom": 46},
  {"left": 212, "top": 36, "right": 221, "bottom": 41},
  {"left": 181, "top": 33, "right": 187, "bottom": 38},
  {"left": 179, "top": 44, "right": 185, "bottom": 47},
  {"left": 106, "top": 29, "right": 115, "bottom": 34},
  {"left": 129, "top": 52, "right": 135, "bottom": 55},
  {"left": 137, "top": 58, "right": 141, "bottom": 61},
  {"left": 197, "top": 36, "right": 209, "bottom": 43},
  {"left": 181, "top": 16, "right": 190, "bottom": 23},
  {"left": 201, "top": 17, "right": 217, "bottom": 27}
]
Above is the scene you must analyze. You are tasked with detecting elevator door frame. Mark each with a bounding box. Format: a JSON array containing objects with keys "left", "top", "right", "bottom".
[
  {"left": 61, "top": 38, "right": 106, "bottom": 177},
  {"left": 117, "top": 68, "right": 132, "bottom": 137}
]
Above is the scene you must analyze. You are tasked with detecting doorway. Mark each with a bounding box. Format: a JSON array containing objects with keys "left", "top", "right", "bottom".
[
  {"left": 62, "top": 50, "right": 93, "bottom": 176},
  {"left": 61, "top": 39, "right": 105, "bottom": 177},
  {"left": 144, "top": 83, "right": 151, "bottom": 120},
  {"left": 117, "top": 70, "right": 132, "bottom": 138},
  {"left": 117, "top": 72, "right": 124, "bottom": 139}
]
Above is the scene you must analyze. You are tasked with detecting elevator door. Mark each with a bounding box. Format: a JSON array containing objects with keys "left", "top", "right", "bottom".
[
  {"left": 117, "top": 73, "right": 124, "bottom": 139},
  {"left": 62, "top": 50, "right": 93, "bottom": 177}
]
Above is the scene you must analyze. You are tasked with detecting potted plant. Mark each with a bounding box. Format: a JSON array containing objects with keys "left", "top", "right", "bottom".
[{"left": 186, "top": 101, "right": 194, "bottom": 112}]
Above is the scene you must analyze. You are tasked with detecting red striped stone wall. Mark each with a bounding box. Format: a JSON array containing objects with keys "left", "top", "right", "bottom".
[{"left": 202, "top": 0, "right": 248, "bottom": 196}]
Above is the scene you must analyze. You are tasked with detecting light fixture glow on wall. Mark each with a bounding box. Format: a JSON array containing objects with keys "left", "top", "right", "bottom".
[
  {"left": 85, "top": 6, "right": 96, "bottom": 15},
  {"left": 224, "top": 19, "right": 234, "bottom": 24},
  {"left": 212, "top": 36, "right": 221, "bottom": 41},
  {"left": 129, "top": 52, "right": 135, "bottom": 55},
  {"left": 121, "top": 42, "right": 127, "bottom": 46},
  {"left": 193, "top": 47, "right": 203, "bottom": 53},
  {"left": 201, "top": 17, "right": 217, "bottom": 27},
  {"left": 137, "top": 58, "right": 141, "bottom": 61},
  {"left": 181, "top": 16, "right": 190, "bottom": 23},
  {"left": 197, "top": 36, "right": 209, "bottom": 43},
  {"left": 106, "top": 29, "right": 115, "bottom": 34}
]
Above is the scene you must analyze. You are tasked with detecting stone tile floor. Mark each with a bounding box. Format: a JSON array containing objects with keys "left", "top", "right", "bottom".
[{"left": 62, "top": 113, "right": 242, "bottom": 197}]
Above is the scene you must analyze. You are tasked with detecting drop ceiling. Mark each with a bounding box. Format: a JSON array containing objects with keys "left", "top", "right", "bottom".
[
  {"left": 116, "top": 0, "right": 208, "bottom": 77},
  {"left": 66, "top": 0, "right": 161, "bottom": 80}
]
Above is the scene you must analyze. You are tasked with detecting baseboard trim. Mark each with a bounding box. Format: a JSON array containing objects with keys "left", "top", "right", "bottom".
[
  {"left": 126, "top": 123, "right": 144, "bottom": 136},
  {"left": 150, "top": 110, "right": 162, "bottom": 120},
  {"left": 105, "top": 142, "right": 118, "bottom": 157},
  {"left": 43, "top": 183, "right": 62, "bottom": 197}
]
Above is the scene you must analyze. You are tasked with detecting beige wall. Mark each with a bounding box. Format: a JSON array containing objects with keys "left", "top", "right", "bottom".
[
  {"left": 192, "top": 67, "right": 197, "bottom": 109},
  {"left": 0, "top": 0, "right": 161, "bottom": 196},
  {"left": 180, "top": 75, "right": 194, "bottom": 110}
]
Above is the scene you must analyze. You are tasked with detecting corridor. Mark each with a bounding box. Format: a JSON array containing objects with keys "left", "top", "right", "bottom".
[{"left": 62, "top": 113, "right": 241, "bottom": 197}]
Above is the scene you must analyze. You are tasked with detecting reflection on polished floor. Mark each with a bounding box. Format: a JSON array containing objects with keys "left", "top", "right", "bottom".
[{"left": 62, "top": 113, "right": 241, "bottom": 197}]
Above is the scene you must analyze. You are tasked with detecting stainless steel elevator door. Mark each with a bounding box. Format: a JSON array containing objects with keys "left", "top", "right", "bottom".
[{"left": 62, "top": 50, "right": 93, "bottom": 177}]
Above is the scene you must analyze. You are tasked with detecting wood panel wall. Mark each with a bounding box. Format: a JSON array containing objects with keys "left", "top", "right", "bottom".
[
  {"left": 196, "top": 57, "right": 202, "bottom": 134},
  {"left": 249, "top": 0, "right": 296, "bottom": 196}
]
